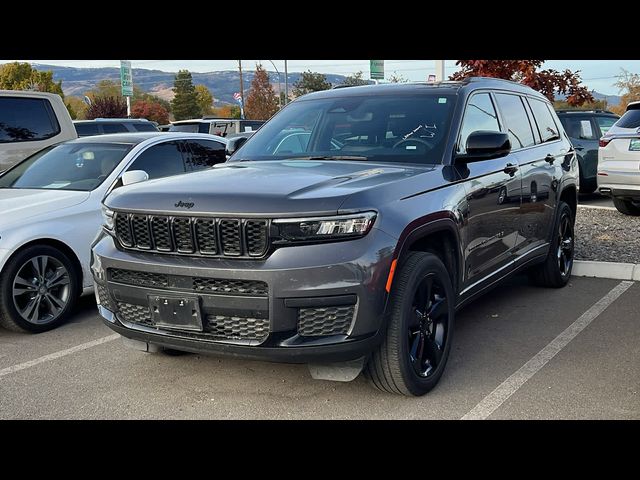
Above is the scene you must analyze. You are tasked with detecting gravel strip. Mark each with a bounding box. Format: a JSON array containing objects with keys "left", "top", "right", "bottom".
[{"left": 575, "top": 206, "right": 640, "bottom": 263}]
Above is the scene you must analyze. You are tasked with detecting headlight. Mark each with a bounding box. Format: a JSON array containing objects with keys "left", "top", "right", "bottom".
[
  {"left": 102, "top": 206, "right": 115, "bottom": 231},
  {"left": 272, "top": 212, "right": 376, "bottom": 244}
]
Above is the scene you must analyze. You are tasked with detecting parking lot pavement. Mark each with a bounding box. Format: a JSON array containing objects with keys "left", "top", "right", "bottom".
[
  {"left": 0, "top": 276, "right": 637, "bottom": 420},
  {"left": 579, "top": 193, "right": 614, "bottom": 209}
]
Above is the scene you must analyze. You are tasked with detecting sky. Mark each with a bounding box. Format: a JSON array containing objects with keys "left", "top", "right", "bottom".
[{"left": 3, "top": 59, "right": 639, "bottom": 95}]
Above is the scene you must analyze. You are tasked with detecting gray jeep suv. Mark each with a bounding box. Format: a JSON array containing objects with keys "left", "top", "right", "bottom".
[{"left": 92, "top": 78, "right": 578, "bottom": 396}]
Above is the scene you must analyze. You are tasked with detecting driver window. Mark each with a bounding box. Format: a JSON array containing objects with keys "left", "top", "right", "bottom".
[{"left": 458, "top": 93, "right": 500, "bottom": 154}]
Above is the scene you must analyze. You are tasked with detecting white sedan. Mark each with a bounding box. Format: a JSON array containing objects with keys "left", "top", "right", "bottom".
[{"left": 0, "top": 132, "right": 227, "bottom": 333}]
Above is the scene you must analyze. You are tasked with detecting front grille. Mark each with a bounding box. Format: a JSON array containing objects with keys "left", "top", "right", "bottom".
[
  {"left": 298, "top": 305, "right": 355, "bottom": 336},
  {"left": 96, "top": 284, "right": 113, "bottom": 310},
  {"left": 113, "top": 212, "right": 269, "bottom": 258},
  {"left": 205, "top": 315, "right": 269, "bottom": 341},
  {"left": 117, "top": 302, "right": 153, "bottom": 326},
  {"left": 108, "top": 268, "right": 268, "bottom": 297}
]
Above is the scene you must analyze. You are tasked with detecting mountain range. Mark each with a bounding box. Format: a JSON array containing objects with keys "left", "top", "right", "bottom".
[{"left": 34, "top": 64, "right": 621, "bottom": 107}]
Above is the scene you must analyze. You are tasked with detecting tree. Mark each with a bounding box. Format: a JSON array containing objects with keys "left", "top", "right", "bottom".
[
  {"left": 195, "top": 84, "right": 214, "bottom": 115},
  {"left": 341, "top": 71, "right": 369, "bottom": 87},
  {"left": 292, "top": 70, "right": 331, "bottom": 97},
  {"left": 450, "top": 60, "right": 594, "bottom": 106},
  {"left": 86, "top": 79, "right": 121, "bottom": 100},
  {"left": 610, "top": 69, "right": 640, "bottom": 116},
  {"left": 85, "top": 96, "right": 127, "bottom": 119},
  {"left": 553, "top": 99, "right": 608, "bottom": 111},
  {"left": 131, "top": 100, "right": 170, "bottom": 124},
  {"left": 64, "top": 96, "right": 88, "bottom": 120},
  {"left": 212, "top": 105, "right": 241, "bottom": 119},
  {"left": 170, "top": 70, "right": 201, "bottom": 120},
  {"left": 388, "top": 72, "right": 408, "bottom": 83},
  {"left": 0, "top": 62, "right": 64, "bottom": 96},
  {"left": 244, "top": 64, "right": 278, "bottom": 120}
]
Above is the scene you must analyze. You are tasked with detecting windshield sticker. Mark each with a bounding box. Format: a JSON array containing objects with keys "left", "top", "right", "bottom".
[{"left": 438, "top": 98, "right": 447, "bottom": 104}]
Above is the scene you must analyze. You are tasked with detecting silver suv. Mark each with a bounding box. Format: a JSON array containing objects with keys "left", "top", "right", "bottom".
[{"left": 169, "top": 118, "right": 264, "bottom": 137}]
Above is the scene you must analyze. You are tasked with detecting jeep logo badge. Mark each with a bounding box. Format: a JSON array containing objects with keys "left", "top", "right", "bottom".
[{"left": 174, "top": 201, "right": 195, "bottom": 209}]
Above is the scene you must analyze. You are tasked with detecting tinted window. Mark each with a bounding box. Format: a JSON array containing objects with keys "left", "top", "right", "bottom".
[
  {"left": 168, "top": 123, "right": 201, "bottom": 133},
  {"left": 128, "top": 141, "right": 185, "bottom": 179},
  {"left": 211, "top": 122, "right": 232, "bottom": 136},
  {"left": 132, "top": 122, "right": 158, "bottom": 132},
  {"left": 616, "top": 109, "right": 640, "bottom": 129},
  {"left": 458, "top": 93, "right": 500, "bottom": 153},
  {"left": 495, "top": 94, "right": 536, "bottom": 149},
  {"left": 184, "top": 139, "right": 226, "bottom": 170},
  {"left": 527, "top": 98, "right": 560, "bottom": 143},
  {"left": 595, "top": 116, "right": 617, "bottom": 135},
  {"left": 102, "top": 123, "right": 128, "bottom": 134},
  {"left": 0, "top": 97, "right": 60, "bottom": 143},
  {"left": 75, "top": 122, "right": 100, "bottom": 137},
  {"left": 559, "top": 117, "right": 596, "bottom": 140},
  {"left": 240, "top": 121, "right": 263, "bottom": 132}
]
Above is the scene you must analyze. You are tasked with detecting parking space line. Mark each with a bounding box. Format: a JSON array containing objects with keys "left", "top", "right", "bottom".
[
  {"left": 461, "top": 280, "right": 634, "bottom": 420},
  {"left": 0, "top": 334, "right": 120, "bottom": 379}
]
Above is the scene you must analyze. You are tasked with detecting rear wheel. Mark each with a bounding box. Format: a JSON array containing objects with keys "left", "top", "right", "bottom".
[
  {"left": 613, "top": 197, "right": 640, "bottom": 216},
  {"left": 0, "top": 245, "right": 79, "bottom": 333},
  {"left": 365, "top": 252, "right": 455, "bottom": 396}
]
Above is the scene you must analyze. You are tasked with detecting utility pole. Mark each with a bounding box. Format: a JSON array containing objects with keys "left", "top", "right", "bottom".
[
  {"left": 435, "top": 60, "right": 446, "bottom": 81},
  {"left": 238, "top": 60, "right": 245, "bottom": 119},
  {"left": 284, "top": 60, "right": 288, "bottom": 105}
]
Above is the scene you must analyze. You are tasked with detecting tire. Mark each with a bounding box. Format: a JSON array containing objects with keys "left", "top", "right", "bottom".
[
  {"left": 529, "top": 201, "right": 574, "bottom": 288},
  {"left": 365, "top": 252, "right": 455, "bottom": 396},
  {"left": 613, "top": 197, "right": 640, "bottom": 216},
  {"left": 0, "top": 245, "right": 79, "bottom": 333}
]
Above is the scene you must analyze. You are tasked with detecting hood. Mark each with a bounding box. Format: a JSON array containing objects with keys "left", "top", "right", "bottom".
[
  {"left": 0, "top": 189, "right": 91, "bottom": 225},
  {"left": 106, "top": 160, "right": 435, "bottom": 216}
]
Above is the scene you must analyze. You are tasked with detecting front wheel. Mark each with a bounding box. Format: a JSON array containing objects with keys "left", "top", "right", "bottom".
[
  {"left": 365, "top": 252, "right": 455, "bottom": 396},
  {"left": 0, "top": 245, "right": 79, "bottom": 333},
  {"left": 613, "top": 197, "right": 640, "bottom": 216}
]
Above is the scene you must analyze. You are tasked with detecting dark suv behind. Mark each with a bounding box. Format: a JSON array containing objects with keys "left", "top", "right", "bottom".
[
  {"left": 74, "top": 118, "right": 159, "bottom": 137},
  {"left": 93, "top": 78, "right": 578, "bottom": 396},
  {"left": 555, "top": 109, "right": 618, "bottom": 193}
]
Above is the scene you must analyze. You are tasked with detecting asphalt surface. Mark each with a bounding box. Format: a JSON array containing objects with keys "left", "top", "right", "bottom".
[
  {"left": 0, "top": 275, "right": 638, "bottom": 419},
  {"left": 579, "top": 192, "right": 614, "bottom": 209}
]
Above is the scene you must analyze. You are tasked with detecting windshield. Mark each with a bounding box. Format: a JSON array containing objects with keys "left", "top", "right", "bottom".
[
  {"left": 231, "top": 93, "right": 456, "bottom": 164},
  {"left": 0, "top": 142, "right": 133, "bottom": 191}
]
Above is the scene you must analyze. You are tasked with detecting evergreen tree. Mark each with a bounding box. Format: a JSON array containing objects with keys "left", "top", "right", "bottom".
[
  {"left": 292, "top": 70, "right": 331, "bottom": 97},
  {"left": 171, "top": 70, "right": 201, "bottom": 120},
  {"left": 244, "top": 64, "right": 279, "bottom": 120}
]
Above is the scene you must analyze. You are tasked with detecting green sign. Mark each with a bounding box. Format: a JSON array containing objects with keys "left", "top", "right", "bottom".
[
  {"left": 370, "top": 60, "right": 384, "bottom": 80},
  {"left": 120, "top": 60, "right": 133, "bottom": 97}
]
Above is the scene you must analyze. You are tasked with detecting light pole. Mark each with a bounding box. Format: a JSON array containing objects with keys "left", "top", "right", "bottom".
[
  {"left": 284, "top": 60, "right": 288, "bottom": 105},
  {"left": 265, "top": 60, "right": 282, "bottom": 109}
]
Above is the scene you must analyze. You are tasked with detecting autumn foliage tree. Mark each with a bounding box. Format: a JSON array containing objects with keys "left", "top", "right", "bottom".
[
  {"left": 611, "top": 69, "right": 640, "bottom": 116},
  {"left": 85, "top": 96, "right": 127, "bottom": 119},
  {"left": 244, "top": 64, "right": 278, "bottom": 120},
  {"left": 131, "top": 100, "right": 170, "bottom": 124},
  {"left": 450, "top": 60, "right": 594, "bottom": 106}
]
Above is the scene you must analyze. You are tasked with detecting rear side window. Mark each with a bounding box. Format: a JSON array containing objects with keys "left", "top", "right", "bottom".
[
  {"left": 558, "top": 116, "right": 596, "bottom": 140},
  {"left": 184, "top": 139, "right": 226, "bottom": 170},
  {"left": 527, "top": 98, "right": 560, "bottom": 143},
  {"left": 495, "top": 94, "right": 536, "bottom": 149},
  {"left": 616, "top": 109, "right": 640, "bottom": 129},
  {"left": 75, "top": 122, "right": 100, "bottom": 137},
  {"left": 168, "top": 123, "right": 201, "bottom": 133},
  {"left": 127, "top": 141, "right": 185, "bottom": 179},
  {"left": 241, "top": 121, "right": 263, "bottom": 132},
  {"left": 595, "top": 116, "right": 617, "bottom": 135},
  {"left": 457, "top": 93, "right": 500, "bottom": 153},
  {"left": 0, "top": 97, "right": 61, "bottom": 143},
  {"left": 132, "top": 122, "right": 158, "bottom": 132},
  {"left": 102, "top": 123, "right": 128, "bottom": 134}
]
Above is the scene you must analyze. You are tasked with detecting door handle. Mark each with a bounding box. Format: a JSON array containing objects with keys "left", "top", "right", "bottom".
[
  {"left": 503, "top": 163, "right": 518, "bottom": 175},
  {"left": 574, "top": 146, "right": 584, "bottom": 151},
  {"left": 545, "top": 154, "right": 556, "bottom": 164}
]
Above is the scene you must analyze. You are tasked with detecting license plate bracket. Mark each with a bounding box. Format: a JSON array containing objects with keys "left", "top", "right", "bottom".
[{"left": 149, "top": 295, "right": 203, "bottom": 332}]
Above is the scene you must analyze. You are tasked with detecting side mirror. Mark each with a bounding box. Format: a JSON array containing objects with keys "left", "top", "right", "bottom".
[
  {"left": 121, "top": 170, "right": 149, "bottom": 186},
  {"left": 225, "top": 136, "right": 248, "bottom": 157},
  {"left": 456, "top": 131, "right": 511, "bottom": 163}
]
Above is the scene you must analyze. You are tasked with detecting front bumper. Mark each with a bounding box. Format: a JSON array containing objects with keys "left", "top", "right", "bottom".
[{"left": 92, "top": 229, "right": 396, "bottom": 363}]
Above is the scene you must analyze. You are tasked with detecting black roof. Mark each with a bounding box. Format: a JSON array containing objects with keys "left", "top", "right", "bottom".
[
  {"left": 298, "top": 77, "right": 549, "bottom": 102},
  {"left": 556, "top": 109, "right": 618, "bottom": 116}
]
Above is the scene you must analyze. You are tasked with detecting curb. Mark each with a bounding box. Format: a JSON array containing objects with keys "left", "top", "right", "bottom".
[
  {"left": 573, "top": 260, "right": 640, "bottom": 281},
  {"left": 577, "top": 204, "right": 616, "bottom": 211}
]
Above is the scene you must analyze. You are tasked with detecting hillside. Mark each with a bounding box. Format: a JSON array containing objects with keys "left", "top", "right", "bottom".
[{"left": 34, "top": 64, "right": 354, "bottom": 104}]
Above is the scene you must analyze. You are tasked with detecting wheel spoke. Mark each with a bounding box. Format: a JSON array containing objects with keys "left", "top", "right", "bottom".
[
  {"left": 44, "top": 294, "right": 63, "bottom": 316},
  {"left": 409, "top": 308, "right": 422, "bottom": 328},
  {"left": 47, "top": 268, "right": 69, "bottom": 288},
  {"left": 423, "top": 337, "right": 442, "bottom": 368},
  {"left": 416, "top": 276, "right": 432, "bottom": 311},
  {"left": 428, "top": 295, "right": 448, "bottom": 320},
  {"left": 21, "top": 295, "right": 42, "bottom": 322},
  {"left": 46, "top": 292, "right": 66, "bottom": 311},
  {"left": 13, "top": 284, "right": 36, "bottom": 296},
  {"left": 409, "top": 331, "right": 424, "bottom": 368}
]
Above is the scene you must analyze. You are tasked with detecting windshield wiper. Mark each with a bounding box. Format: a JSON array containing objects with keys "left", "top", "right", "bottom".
[{"left": 295, "top": 155, "right": 369, "bottom": 162}]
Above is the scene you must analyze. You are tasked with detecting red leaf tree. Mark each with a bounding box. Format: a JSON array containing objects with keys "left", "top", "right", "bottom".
[
  {"left": 85, "top": 96, "right": 127, "bottom": 119},
  {"left": 131, "top": 100, "right": 170, "bottom": 125},
  {"left": 450, "top": 60, "right": 594, "bottom": 106}
]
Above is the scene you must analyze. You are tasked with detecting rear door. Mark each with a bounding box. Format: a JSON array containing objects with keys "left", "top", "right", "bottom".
[{"left": 558, "top": 114, "right": 599, "bottom": 189}]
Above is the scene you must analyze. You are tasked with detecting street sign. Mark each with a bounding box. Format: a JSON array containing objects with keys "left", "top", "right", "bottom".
[
  {"left": 370, "top": 60, "right": 384, "bottom": 80},
  {"left": 120, "top": 60, "right": 133, "bottom": 97}
]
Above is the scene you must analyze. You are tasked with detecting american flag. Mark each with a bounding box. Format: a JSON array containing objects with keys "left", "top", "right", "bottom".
[{"left": 233, "top": 92, "right": 242, "bottom": 102}]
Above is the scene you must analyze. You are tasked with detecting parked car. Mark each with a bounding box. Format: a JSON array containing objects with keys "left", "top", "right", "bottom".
[
  {"left": 597, "top": 101, "right": 640, "bottom": 215},
  {"left": 0, "top": 90, "right": 77, "bottom": 173},
  {"left": 0, "top": 132, "right": 228, "bottom": 333},
  {"left": 556, "top": 109, "right": 619, "bottom": 194},
  {"left": 169, "top": 118, "right": 264, "bottom": 137},
  {"left": 74, "top": 118, "right": 159, "bottom": 137},
  {"left": 93, "top": 78, "right": 578, "bottom": 396}
]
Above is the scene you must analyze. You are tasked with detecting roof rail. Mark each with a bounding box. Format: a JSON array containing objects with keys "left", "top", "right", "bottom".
[{"left": 555, "top": 109, "right": 617, "bottom": 115}]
